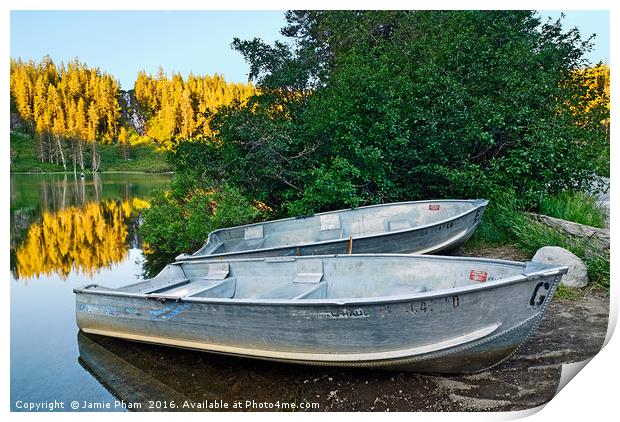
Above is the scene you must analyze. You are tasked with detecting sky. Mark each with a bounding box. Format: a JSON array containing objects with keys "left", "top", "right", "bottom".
[
  {"left": 10, "top": 10, "right": 610, "bottom": 90},
  {"left": 10, "top": 11, "right": 289, "bottom": 90},
  {"left": 540, "top": 10, "right": 610, "bottom": 65}
]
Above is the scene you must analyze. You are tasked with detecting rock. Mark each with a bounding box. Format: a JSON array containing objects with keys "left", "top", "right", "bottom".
[
  {"left": 592, "top": 176, "right": 610, "bottom": 228},
  {"left": 532, "top": 246, "right": 588, "bottom": 288},
  {"left": 10, "top": 113, "right": 25, "bottom": 131},
  {"left": 119, "top": 90, "right": 147, "bottom": 135}
]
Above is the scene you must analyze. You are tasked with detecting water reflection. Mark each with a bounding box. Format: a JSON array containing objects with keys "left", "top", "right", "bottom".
[
  {"left": 10, "top": 173, "right": 169, "bottom": 280},
  {"left": 76, "top": 332, "right": 326, "bottom": 411},
  {"left": 77, "top": 332, "right": 190, "bottom": 409},
  {"left": 14, "top": 198, "right": 149, "bottom": 280},
  {"left": 10, "top": 173, "right": 172, "bottom": 411}
]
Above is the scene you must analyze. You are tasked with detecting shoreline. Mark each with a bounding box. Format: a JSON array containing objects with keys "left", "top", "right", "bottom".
[{"left": 10, "top": 171, "right": 175, "bottom": 175}]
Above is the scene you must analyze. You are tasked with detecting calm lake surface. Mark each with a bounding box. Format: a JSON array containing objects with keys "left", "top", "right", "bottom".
[
  {"left": 10, "top": 173, "right": 172, "bottom": 411},
  {"left": 10, "top": 173, "right": 330, "bottom": 412}
]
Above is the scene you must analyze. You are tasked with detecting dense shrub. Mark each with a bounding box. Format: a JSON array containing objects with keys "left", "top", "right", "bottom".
[
  {"left": 141, "top": 175, "right": 265, "bottom": 275},
  {"left": 203, "top": 11, "right": 606, "bottom": 214}
]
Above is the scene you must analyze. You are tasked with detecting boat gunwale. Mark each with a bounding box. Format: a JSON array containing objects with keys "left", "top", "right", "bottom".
[
  {"left": 74, "top": 254, "right": 567, "bottom": 307},
  {"left": 187, "top": 199, "right": 489, "bottom": 259}
]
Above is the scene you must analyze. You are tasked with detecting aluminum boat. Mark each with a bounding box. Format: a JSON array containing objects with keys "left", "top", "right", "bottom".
[
  {"left": 74, "top": 254, "right": 566, "bottom": 373},
  {"left": 178, "top": 199, "right": 488, "bottom": 260}
]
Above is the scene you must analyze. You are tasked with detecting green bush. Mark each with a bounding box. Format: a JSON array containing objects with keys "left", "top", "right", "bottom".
[
  {"left": 141, "top": 175, "right": 266, "bottom": 276},
  {"left": 203, "top": 11, "right": 606, "bottom": 214}
]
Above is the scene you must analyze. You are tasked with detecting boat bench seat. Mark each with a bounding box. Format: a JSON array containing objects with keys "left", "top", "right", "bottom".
[
  {"left": 158, "top": 277, "right": 237, "bottom": 299},
  {"left": 201, "top": 240, "right": 224, "bottom": 255},
  {"left": 118, "top": 278, "right": 190, "bottom": 294},
  {"left": 228, "top": 236, "right": 267, "bottom": 252},
  {"left": 253, "top": 282, "right": 327, "bottom": 300},
  {"left": 317, "top": 228, "right": 344, "bottom": 241}
]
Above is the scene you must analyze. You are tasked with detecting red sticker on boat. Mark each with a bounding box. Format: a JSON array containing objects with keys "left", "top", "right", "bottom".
[
  {"left": 470, "top": 270, "right": 488, "bottom": 282},
  {"left": 429, "top": 204, "right": 440, "bottom": 211}
]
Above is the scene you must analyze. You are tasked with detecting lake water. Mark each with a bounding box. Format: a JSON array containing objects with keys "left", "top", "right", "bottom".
[
  {"left": 9, "top": 173, "right": 328, "bottom": 412},
  {"left": 10, "top": 173, "right": 172, "bottom": 411}
]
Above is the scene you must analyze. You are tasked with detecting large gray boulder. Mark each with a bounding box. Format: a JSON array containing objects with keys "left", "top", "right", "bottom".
[{"left": 532, "top": 246, "right": 588, "bottom": 288}]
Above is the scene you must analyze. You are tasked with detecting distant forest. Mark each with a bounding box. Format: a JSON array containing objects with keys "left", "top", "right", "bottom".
[{"left": 9, "top": 57, "right": 256, "bottom": 171}]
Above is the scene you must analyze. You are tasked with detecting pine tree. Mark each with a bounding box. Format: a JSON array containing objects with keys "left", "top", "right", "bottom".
[
  {"left": 133, "top": 70, "right": 257, "bottom": 149},
  {"left": 10, "top": 57, "right": 122, "bottom": 168},
  {"left": 11, "top": 56, "right": 257, "bottom": 161}
]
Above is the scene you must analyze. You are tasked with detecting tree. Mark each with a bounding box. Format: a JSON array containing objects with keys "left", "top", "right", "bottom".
[
  {"left": 204, "top": 11, "right": 603, "bottom": 214},
  {"left": 133, "top": 70, "right": 256, "bottom": 149},
  {"left": 118, "top": 126, "right": 130, "bottom": 159},
  {"left": 10, "top": 57, "right": 257, "bottom": 166},
  {"left": 10, "top": 57, "right": 122, "bottom": 170},
  {"left": 47, "top": 85, "right": 67, "bottom": 170},
  {"left": 87, "top": 102, "right": 100, "bottom": 172},
  {"left": 74, "top": 97, "right": 88, "bottom": 171}
]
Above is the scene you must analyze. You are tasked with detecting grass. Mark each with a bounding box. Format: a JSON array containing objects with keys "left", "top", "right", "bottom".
[
  {"left": 97, "top": 143, "right": 172, "bottom": 173},
  {"left": 10, "top": 132, "right": 70, "bottom": 173},
  {"left": 555, "top": 284, "right": 579, "bottom": 301},
  {"left": 470, "top": 192, "right": 610, "bottom": 291},
  {"left": 10, "top": 131, "right": 171, "bottom": 173},
  {"left": 538, "top": 191, "right": 606, "bottom": 228}
]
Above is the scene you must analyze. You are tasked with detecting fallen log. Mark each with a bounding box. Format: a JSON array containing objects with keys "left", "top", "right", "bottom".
[{"left": 526, "top": 213, "right": 610, "bottom": 252}]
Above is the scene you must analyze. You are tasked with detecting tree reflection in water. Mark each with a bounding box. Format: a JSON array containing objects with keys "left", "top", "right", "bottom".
[
  {"left": 14, "top": 198, "right": 150, "bottom": 280},
  {"left": 10, "top": 173, "right": 168, "bottom": 281}
]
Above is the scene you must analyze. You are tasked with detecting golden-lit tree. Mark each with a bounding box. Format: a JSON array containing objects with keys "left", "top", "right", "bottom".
[
  {"left": 134, "top": 70, "right": 257, "bottom": 150},
  {"left": 12, "top": 58, "right": 259, "bottom": 159},
  {"left": 571, "top": 64, "right": 610, "bottom": 128},
  {"left": 10, "top": 57, "right": 121, "bottom": 171}
]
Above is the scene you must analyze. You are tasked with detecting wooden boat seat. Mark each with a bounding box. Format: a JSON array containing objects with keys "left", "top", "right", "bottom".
[{"left": 253, "top": 282, "right": 327, "bottom": 300}]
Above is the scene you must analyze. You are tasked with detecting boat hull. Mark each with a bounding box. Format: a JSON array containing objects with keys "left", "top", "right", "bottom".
[{"left": 75, "top": 268, "right": 561, "bottom": 374}]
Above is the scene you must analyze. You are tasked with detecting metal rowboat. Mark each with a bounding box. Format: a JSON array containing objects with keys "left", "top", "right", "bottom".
[
  {"left": 74, "top": 254, "right": 567, "bottom": 373},
  {"left": 179, "top": 199, "right": 489, "bottom": 260}
]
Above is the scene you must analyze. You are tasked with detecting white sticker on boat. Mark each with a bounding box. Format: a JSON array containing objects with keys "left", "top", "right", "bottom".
[
  {"left": 244, "top": 225, "right": 263, "bottom": 240},
  {"left": 320, "top": 214, "right": 341, "bottom": 230}
]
